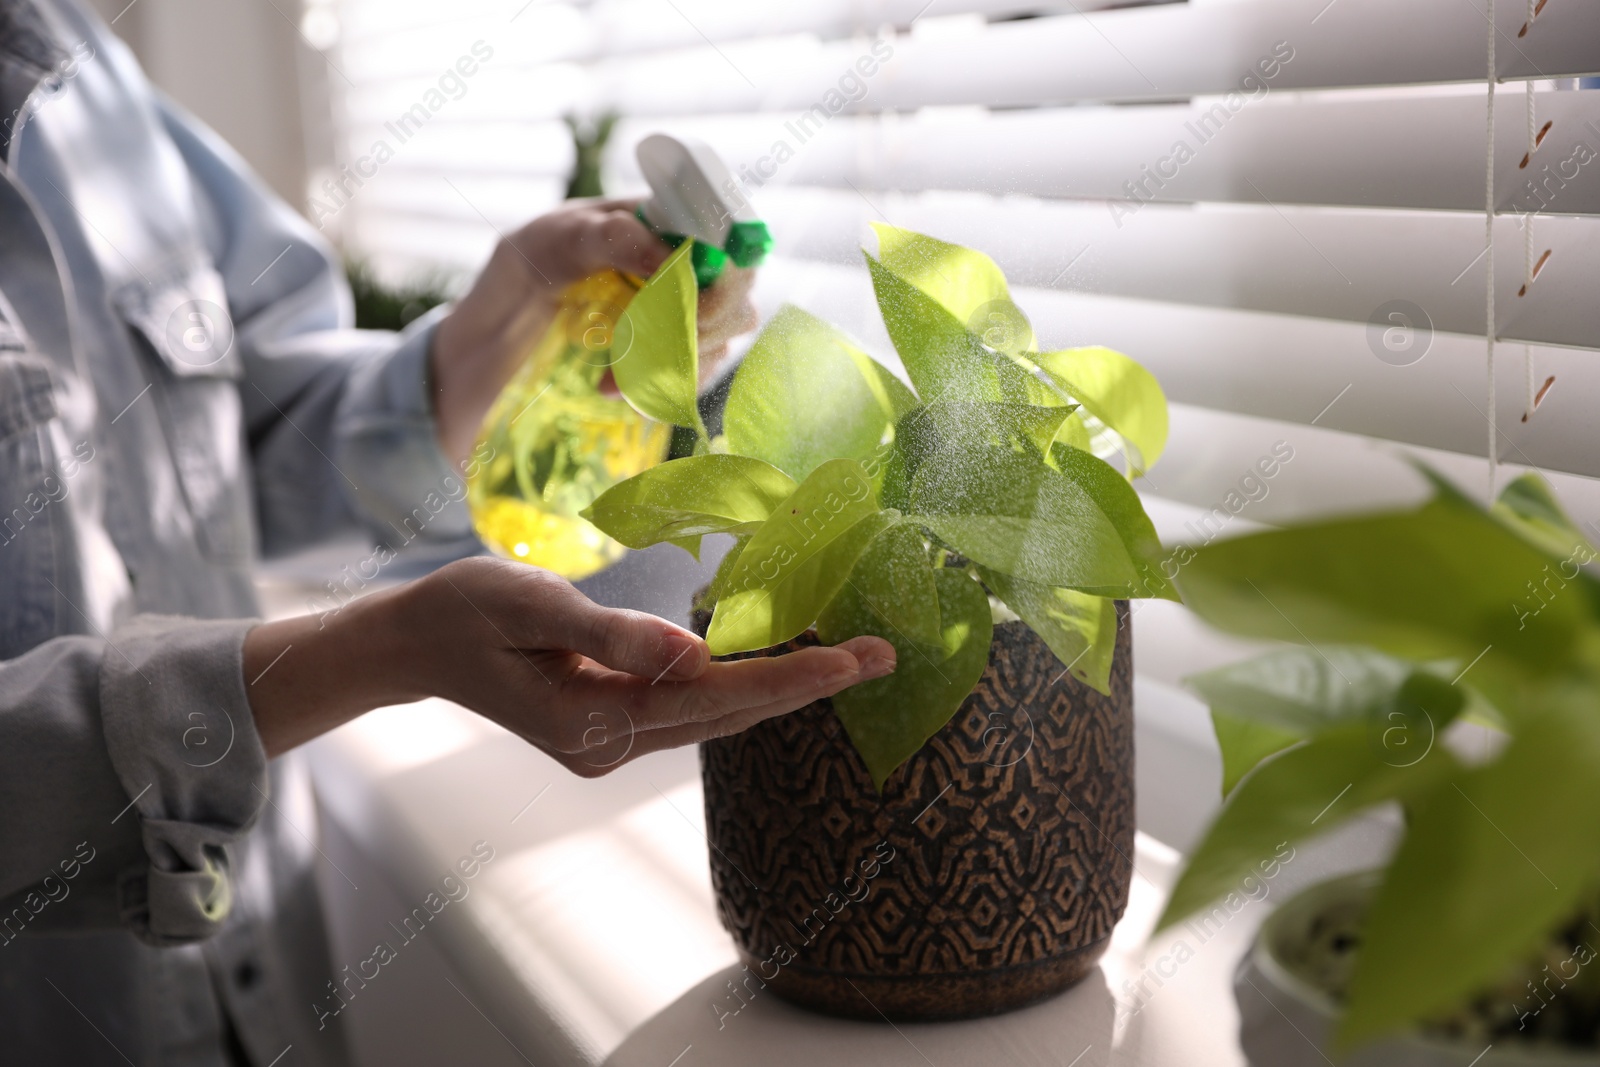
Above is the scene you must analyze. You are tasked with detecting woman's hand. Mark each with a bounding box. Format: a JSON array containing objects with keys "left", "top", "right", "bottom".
[
  {"left": 429, "top": 198, "right": 759, "bottom": 464},
  {"left": 694, "top": 263, "right": 759, "bottom": 380},
  {"left": 242, "top": 557, "right": 895, "bottom": 770}
]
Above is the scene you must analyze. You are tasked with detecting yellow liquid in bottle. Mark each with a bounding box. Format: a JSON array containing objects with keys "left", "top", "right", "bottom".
[{"left": 467, "top": 270, "right": 674, "bottom": 580}]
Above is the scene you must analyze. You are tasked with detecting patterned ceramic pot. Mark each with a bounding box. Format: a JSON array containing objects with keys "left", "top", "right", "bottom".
[{"left": 696, "top": 604, "right": 1135, "bottom": 1021}]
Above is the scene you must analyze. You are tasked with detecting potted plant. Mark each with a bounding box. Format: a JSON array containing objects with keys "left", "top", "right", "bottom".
[
  {"left": 579, "top": 224, "right": 1176, "bottom": 1019},
  {"left": 1159, "top": 468, "right": 1600, "bottom": 1063}
]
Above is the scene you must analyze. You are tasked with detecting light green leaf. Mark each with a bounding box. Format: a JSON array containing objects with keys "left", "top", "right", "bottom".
[
  {"left": 1051, "top": 411, "right": 1093, "bottom": 456},
  {"left": 723, "top": 304, "right": 916, "bottom": 481},
  {"left": 1492, "top": 472, "right": 1600, "bottom": 563},
  {"left": 867, "top": 254, "right": 1041, "bottom": 404},
  {"left": 979, "top": 566, "right": 1117, "bottom": 693},
  {"left": 871, "top": 223, "right": 1018, "bottom": 341},
  {"left": 1157, "top": 726, "right": 1461, "bottom": 932},
  {"left": 1035, "top": 347, "right": 1169, "bottom": 476},
  {"left": 580, "top": 454, "right": 796, "bottom": 550},
  {"left": 837, "top": 523, "right": 943, "bottom": 647},
  {"left": 1211, "top": 713, "right": 1301, "bottom": 797},
  {"left": 909, "top": 445, "right": 1142, "bottom": 596},
  {"left": 819, "top": 567, "right": 994, "bottom": 791},
  {"left": 612, "top": 241, "right": 703, "bottom": 433},
  {"left": 1340, "top": 710, "right": 1600, "bottom": 1048},
  {"left": 1177, "top": 491, "right": 1600, "bottom": 686},
  {"left": 706, "top": 459, "right": 888, "bottom": 654}
]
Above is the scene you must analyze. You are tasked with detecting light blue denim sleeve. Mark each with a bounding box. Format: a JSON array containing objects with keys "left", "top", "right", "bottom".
[
  {"left": 0, "top": 616, "right": 267, "bottom": 947},
  {"left": 154, "top": 95, "right": 473, "bottom": 558}
]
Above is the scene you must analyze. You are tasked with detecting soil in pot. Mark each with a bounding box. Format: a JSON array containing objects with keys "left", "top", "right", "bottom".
[
  {"left": 1250, "top": 873, "right": 1600, "bottom": 1061},
  {"left": 694, "top": 603, "right": 1136, "bottom": 1022}
]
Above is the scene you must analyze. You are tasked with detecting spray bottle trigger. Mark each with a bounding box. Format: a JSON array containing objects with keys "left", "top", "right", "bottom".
[{"left": 635, "top": 206, "right": 730, "bottom": 289}]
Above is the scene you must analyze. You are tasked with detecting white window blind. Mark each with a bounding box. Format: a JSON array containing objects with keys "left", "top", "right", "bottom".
[{"left": 313, "top": 0, "right": 1600, "bottom": 542}]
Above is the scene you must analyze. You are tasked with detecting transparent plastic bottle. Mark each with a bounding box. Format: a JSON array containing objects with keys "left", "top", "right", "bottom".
[
  {"left": 465, "top": 134, "right": 771, "bottom": 579},
  {"left": 466, "top": 269, "right": 672, "bottom": 580}
]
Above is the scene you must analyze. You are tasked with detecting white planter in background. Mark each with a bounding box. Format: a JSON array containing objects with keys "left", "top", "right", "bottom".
[{"left": 1236, "top": 873, "right": 1600, "bottom": 1067}]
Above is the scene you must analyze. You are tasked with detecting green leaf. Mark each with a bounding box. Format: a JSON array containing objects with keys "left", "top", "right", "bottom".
[
  {"left": 1340, "top": 709, "right": 1600, "bottom": 1048},
  {"left": 1211, "top": 713, "right": 1301, "bottom": 797},
  {"left": 882, "top": 398, "right": 1074, "bottom": 514},
  {"left": 1157, "top": 725, "right": 1461, "bottom": 932},
  {"left": 580, "top": 454, "right": 797, "bottom": 551},
  {"left": 819, "top": 567, "right": 994, "bottom": 791},
  {"left": 1190, "top": 648, "right": 1467, "bottom": 794},
  {"left": 1189, "top": 648, "right": 1417, "bottom": 739},
  {"left": 871, "top": 223, "right": 1019, "bottom": 342},
  {"left": 1049, "top": 444, "right": 1175, "bottom": 599},
  {"left": 978, "top": 566, "right": 1117, "bottom": 693},
  {"left": 870, "top": 224, "right": 1046, "bottom": 368},
  {"left": 895, "top": 400, "right": 1076, "bottom": 473},
  {"left": 996, "top": 356, "right": 1071, "bottom": 407},
  {"left": 706, "top": 459, "right": 888, "bottom": 654},
  {"left": 612, "top": 241, "right": 703, "bottom": 433},
  {"left": 1177, "top": 491, "right": 1600, "bottom": 685},
  {"left": 836, "top": 523, "right": 943, "bottom": 647},
  {"left": 723, "top": 304, "right": 916, "bottom": 482},
  {"left": 867, "top": 254, "right": 1039, "bottom": 404},
  {"left": 909, "top": 445, "right": 1142, "bottom": 596},
  {"left": 1035, "top": 347, "right": 1169, "bottom": 476},
  {"left": 1492, "top": 472, "right": 1600, "bottom": 563}
]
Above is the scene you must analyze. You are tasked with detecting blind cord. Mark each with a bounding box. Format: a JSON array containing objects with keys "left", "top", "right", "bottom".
[
  {"left": 1485, "top": 0, "right": 1498, "bottom": 501},
  {"left": 1523, "top": 10, "right": 1536, "bottom": 424}
]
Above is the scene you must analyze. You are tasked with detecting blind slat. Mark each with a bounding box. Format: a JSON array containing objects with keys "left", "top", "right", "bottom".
[
  {"left": 579, "top": 0, "right": 1600, "bottom": 117},
  {"left": 330, "top": 184, "right": 1600, "bottom": 349},
  {"left": 597, "top": 89, "right": 1600, "bottom": 216},
  {"left": 748, "top": 189, "right": 1600, "bottom": 349},
  {"left": 335, "top": 0, "right": 1600, "bottom": 107},
  {"left": 1148, "top": 403, "right": 1600, "bottom": 529},
  {"left": 342, "top": 0, "right": 1169, "bottom": 53},
  {"left": 749, "top": 256, "right": 1600, "bottom": 479}
]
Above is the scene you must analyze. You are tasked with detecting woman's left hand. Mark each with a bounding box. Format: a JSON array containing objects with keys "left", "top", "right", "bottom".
[{"left": 429, "top": 198, "right": 758, "bottom": 464}]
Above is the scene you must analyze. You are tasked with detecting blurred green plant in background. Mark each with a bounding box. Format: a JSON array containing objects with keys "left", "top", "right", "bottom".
[
  {"left": 345, "top": 258, "right": 453, "bottom": 332},
  {"left": 564, "top": 111, "right": 618, "bottom": 200},
  {"left": 1162, "top": 468, "right": 1600, "bottom": 1051},
  {"left": 341, "top": 110, "right": 618, "bottom": 332}
]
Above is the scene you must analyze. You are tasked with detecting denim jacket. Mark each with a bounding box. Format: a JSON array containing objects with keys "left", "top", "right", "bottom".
[{"left": 0, "top": 2, "right": 472, "bottom": 1064}]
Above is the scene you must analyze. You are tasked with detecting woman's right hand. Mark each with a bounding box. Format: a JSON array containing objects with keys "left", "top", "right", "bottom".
[{"left": 242, "top": 556, "right": 896, "bottom": 772}]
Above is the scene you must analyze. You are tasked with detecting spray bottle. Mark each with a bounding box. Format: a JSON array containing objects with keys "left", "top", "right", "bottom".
[{"left": 466, "top": 134, "right": 772, "bottom": 579}]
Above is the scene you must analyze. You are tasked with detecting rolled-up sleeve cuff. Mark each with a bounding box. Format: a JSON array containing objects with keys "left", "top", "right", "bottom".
[
  {"left": 98, "top": 615, "right": 266, "bottom": 946},
  {"left": 333, "top": 304, "right": 474, "bottom": 544}
]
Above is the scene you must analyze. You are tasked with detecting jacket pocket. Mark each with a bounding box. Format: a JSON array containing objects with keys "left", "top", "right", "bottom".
[
  {"left": 113, "top": 259, "right": 243, "bottom": 381},
  {"left": 114, "top": 260, "right": 254, "bottom": 565}
]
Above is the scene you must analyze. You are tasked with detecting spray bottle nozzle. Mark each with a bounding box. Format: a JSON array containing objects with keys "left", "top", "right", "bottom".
[
  {"left": 725, "top": 220, "right": 774, "bottom": 268},
  {"left": 635, "top": 134, "right": 772, "bottom": 288}
]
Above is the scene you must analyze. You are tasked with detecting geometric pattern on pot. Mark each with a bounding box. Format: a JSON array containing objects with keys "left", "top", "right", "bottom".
[{"left": 698, "top": 612, "right": 1136, "bottom": 1020}]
